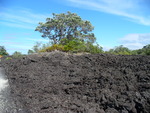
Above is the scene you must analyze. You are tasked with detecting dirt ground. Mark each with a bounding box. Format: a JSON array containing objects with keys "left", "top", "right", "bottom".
[{"left": 2, "top": 51, "right": 150, "bottom": 113}]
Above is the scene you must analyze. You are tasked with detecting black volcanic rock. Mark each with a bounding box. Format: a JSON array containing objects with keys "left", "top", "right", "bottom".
[{"left": 2, "top": 52, "right": 150, "bottom": 113}]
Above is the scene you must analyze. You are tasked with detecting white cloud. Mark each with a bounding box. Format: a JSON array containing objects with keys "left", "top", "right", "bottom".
[
  {"left": 0, "top": 8, "right": 50, "bottom": 29},
  {"left": 120, "top": 33, "right": 150, "bottom": 49},
  {"left": 66, "top": 0, "right": 150, "bottom": 26}
]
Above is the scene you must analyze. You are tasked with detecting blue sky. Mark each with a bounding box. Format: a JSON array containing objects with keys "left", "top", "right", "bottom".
[{"left": 0, "top": 0, "right": 150, "bottom": 54}]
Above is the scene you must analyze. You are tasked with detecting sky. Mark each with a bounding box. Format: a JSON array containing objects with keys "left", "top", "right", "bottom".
[{"left": 0, "top": 0, "right": 150, "bottom": 54}]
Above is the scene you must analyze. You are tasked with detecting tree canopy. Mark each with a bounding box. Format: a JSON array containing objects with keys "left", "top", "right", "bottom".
[
  {"left": 106, "top": 45, "right": 132, "bottom": 55},
  {"left": 12, "top": 51, "right": 24, "bottom": 58},
  {"left": 35, "top": 11, "right": 96, "bottom": 44},
  {"left": 0, "top": 46, "right": 8, "bottom": 56},
  {"left": 134, "top": 44, "right": 150, "bottom": 55}
]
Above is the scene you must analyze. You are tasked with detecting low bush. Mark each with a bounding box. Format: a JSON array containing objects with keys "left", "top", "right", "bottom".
[
  {"left": 85, "top": 43, "right": 103, "bottom": 54},
  {"left": 12, "top": 51, "right": 24, "bottom": 58},
  {"left": 106, "top": 45, "right": 132, "bottom": 55},
  {"left": 5, "top": 57, "right": 12, "bottom": 60},
  {"left": 39, "top": 38, "right": 103, "bottom": 54},
  {"left": 39, "top": 44, "right": 65, "bottom": 52}
]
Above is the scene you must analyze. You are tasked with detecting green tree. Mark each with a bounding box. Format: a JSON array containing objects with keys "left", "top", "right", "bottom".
[
  {"left": 107, "top": 45, "right": 131, "bottom": 55},
  {"left": 85, "top": 43, "right": 103, "bottom": 54},
  {"left": 135, "top": 44, "right": 150, "bottom": 55},
  {"left": 0, "top": 46, "right": 8, "bottom": 56},
  {"left": 142, "top": 44, "right": 150, "bottom": 55},
  {"left": 62, "top": 38, "right": 87, "bottom": 52},
  {"left": 28, "top": 42, "right": 52, "bottom": 54},
  {"left": 130, "top": 50, "right": 138, "bottom": 55},
  {"left": 28, "top": 49, "right": 34, "bottom": 55},
  {"left": 60, "top": 38, "right": 103, "bottom": 53},
  {"left": 32, "top": 42, "right": 42, "bottom": 53},
  {"left": 12, "top": 51, "right": 23, "bottom": 58},
  {"left": 35, "top": 11, "right": 96, "bottom": 44}
]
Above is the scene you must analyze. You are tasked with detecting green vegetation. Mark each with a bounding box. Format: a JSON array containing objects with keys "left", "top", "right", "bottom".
[
  {"left": 2, "top": 12, "right": 150, "bottom": 56},
  {"left": 32, "top": 12, "right": 150, "bottom": 55},
  {"left": 105, "top": 44, "right": 150, "bottom": 55},
  {"left": 35, "top": 11, "right": 96, "bottom": 44},
  {"left": 33, "top": 11, "right": 102, "bottom": 54},
  {"left": 5, "top": 57, "right": 12, "bottom": 60},
  {"left": 28, "top": 42, "right": 52, "bottom": 54},
  {"left": 0, "top": 46, "right": 8, "bottom": 56},
  {"left": 106, "top": 45, "right": 132, "bottom": 55},
  {"left": 39, "top": 38, "right": 103, "bottom": 53},
  {"left": 12, "top": 51, "right": 24, "bottom": 58},
  {"left": 136, "top": 44, "right": 150, "bottom": 55},
  {"left": 39, "top": 44, "right": 65, "bottom": 52}
]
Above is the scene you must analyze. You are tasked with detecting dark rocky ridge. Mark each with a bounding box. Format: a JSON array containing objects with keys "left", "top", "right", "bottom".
[{"left": 1, "top": 51, "right": 150, "bottom": 113}]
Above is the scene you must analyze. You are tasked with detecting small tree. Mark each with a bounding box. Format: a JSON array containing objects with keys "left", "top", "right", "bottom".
[
  {"left": 135, "top": 44, "right": 150, "bottom": 55},
  {"left": 107, "top": 45, "right": 131, "bottom": 55},
  {"left": 12, "top": 51, "right": 23, "bottom": 58},
  {"left": 28, "top": 49, "right": 34, "bottom": 55},
  {"left": 28, "top": 42, "right": 52, "bottom": 54},
  {"left": 35, "top": 11, "right": 96, "bottom": 44},
  {"left": 85, "top": 43, "right": 103, "bottom": 54},
  {"left": 0, "top": 46, "right": 8, "bottom": 56},
  {"left": 142, "top": 44, "right": 150, "bottom": 55}
]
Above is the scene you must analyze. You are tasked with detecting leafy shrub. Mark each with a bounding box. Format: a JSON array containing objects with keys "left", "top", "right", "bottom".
[
  {"left": 60, "top": 38, "right": 103, "bottom": 53},
  {"left": 39, "top": 44, "right": 65, "bottom": 52},
  {"left": 5, "top": 57, "right": 12, "bottom": 60},
  {"left": 28, "top": 42, "right": 53, "bottom": 54},
  {"left": 28, "top": 49, "right": 34, "bottom": 55},
  {"left": 12, "top": 51, "right": 24, "bottom": 58},
  {"left": 0, "top": 46, "right": 8, "bottom": 56},
  {"left": 85, "top": 43, "right": 103, "bottom": 54},
  {"left": 139, "top": 44, "right": 150, "bottom": 55},
  {"left": 38, "top": 38, "right": 103, "bottom": 54},
  {"left": 62, "top": 38, "right": 86, "bottom": 52},
  {"left": 106, "top": 45, "right": 131, "bottom": 55}
]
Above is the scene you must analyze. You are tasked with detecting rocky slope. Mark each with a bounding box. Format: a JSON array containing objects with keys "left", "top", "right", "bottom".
[{"left": 2, "top": 52, "right": 150, "bottom": 113}]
